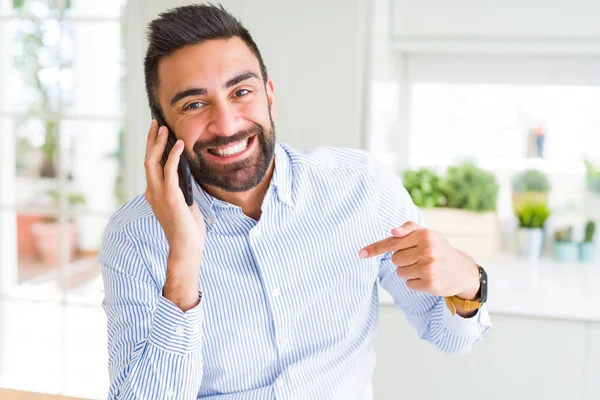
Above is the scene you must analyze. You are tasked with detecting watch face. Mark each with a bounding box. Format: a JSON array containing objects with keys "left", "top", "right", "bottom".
[{"left": 479, "top": 266, "right": 488, "bottom": 303}]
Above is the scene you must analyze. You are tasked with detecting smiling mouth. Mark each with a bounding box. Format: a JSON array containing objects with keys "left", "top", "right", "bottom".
[{"left": 206, "top": 136, "right": 254, "bottom": 157}]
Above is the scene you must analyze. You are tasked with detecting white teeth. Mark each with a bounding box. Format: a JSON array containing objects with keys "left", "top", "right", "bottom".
[{"left": 211, "top": 138, "right": 249, "bottom": 157}]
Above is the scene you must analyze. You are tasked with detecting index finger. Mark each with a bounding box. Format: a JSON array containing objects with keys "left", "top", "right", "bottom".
[
  {"left": 145, "top": 119, "right": 159, "bottom": 157},
  {"left": 144, "top": 125, "right": 168, "bottom": 186},
  {"left": 359, "top": 233, "right": 419, "bottom": 258}
]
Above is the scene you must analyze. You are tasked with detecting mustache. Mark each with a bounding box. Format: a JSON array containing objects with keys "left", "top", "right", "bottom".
[{"left": 193, "top": 124, "right": 263, "bottom": 152}]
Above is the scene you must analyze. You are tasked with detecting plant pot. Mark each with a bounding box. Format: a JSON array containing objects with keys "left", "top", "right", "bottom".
[
  {"left": 517, "top": 228, "right": 544, "bottom": 261},
  {"left": 578, "top": 242, "right": 596, "bottom": 263},
  {"left": 420, "top": 208, "right": 501, "bottom": 260},
  {"left": 16, "top": 213, "right": 46, "bottom": 259},
  {"left": 30, "top": 221, "right": 78, "bottom": 268},
  {"left": 554, "top": 242, "right": 578, "bottom": 263}
]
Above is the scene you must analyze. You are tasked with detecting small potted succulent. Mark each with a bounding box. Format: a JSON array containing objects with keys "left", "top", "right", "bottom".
[
  {"left": 554, "top": 226, "right": 578, "bottom": 263},
  {"left": 514, "top": 201, "right": 551, "bottom": 261},
  {"left": 579, "top": 220, "right": 596, "bottom": 263}
]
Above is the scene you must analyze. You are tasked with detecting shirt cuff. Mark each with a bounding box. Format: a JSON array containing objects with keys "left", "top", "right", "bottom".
[
  {"left": 441, "top": 300, "right": 492, "bottom": 338},
  {"left": 149, "top": 294, "right": 204, "bottom": 355}
]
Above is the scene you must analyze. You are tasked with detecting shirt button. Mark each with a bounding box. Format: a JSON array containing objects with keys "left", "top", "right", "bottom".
[
  {"left": 281, "top": 339, "right": 290, "bottom": 348},
  {"left": 192, "top": 324, "right": 201, "bottom": 333},
  {"left": 272, "top": 288, "right": 281, "bottom": 297},
  {"left": 276, "top": 377, "right": 285, "bottom": 388},
  {"left": 254, "top": 229, "right": 262, "bottom": 237},
  {"left": 165, "top": 389, "right": 175, "bottom": 397},
  {"left": 175, "top": 326, "right": 184, "bottom": 335}
]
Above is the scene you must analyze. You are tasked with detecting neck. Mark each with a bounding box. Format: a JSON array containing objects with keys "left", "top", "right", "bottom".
[{"left": 200, "top": 157, "right": 275, "bottom": 221}]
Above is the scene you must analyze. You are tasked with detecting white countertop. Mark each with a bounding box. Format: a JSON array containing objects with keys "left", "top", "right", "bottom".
[{"left": 379, "top": 253, "right": 600, "bottom": 322}]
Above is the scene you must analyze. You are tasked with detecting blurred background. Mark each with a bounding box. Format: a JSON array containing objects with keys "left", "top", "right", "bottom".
[{"left": 0, "top": 0, "right": 598, "bottom": 399}]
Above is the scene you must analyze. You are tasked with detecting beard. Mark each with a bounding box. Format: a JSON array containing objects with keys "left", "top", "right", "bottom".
[{"left": 184, "top": 117, "right": 276, "bottom": 193}]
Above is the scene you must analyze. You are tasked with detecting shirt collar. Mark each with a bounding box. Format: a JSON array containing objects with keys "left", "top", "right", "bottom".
[
  {"left": 192, "top": 142, "right": 295, "bottom": 228},
  {"left": 192, "top": 178, "right": 216, "bottom": 227},
  {"left": 271, "top": 143, "right": 295, "bottom": 208}
]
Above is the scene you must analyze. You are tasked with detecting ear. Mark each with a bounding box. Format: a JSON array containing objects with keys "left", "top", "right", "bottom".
[{"left": 265, "top": 78, "right": 277, "bottom": 120}]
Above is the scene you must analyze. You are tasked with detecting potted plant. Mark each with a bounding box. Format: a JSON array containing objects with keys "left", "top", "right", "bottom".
[
  {"left": 511, "top": 169, "right": 550, "bottom": 210},
  {"left": 554, "top": 226, "right": 578, "bottom": 263},
  {"left": 444, "top": 161, "right": 499, "bottom": 212},
  {"left": 402, "top": 168, "right": 447, "bottom": 209},
  {"left": 30, "top": 190, "right": 86, "bottom": 268},
  {"left": 418, "top": 161, "right": 501, "bottom": 260},
  {"left": 13, "top": 0, "right": 73, "bottom": 261},
  {"left": 579, "top": 220, "right": 596, "bottom": 263},
  {"left": 514, "top": 201, "right": 551, "bottom": 261}
]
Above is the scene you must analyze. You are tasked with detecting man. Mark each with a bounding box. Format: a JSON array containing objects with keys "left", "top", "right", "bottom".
[{"left": 99, "top": 4, "right": 491, "bottom": 399}]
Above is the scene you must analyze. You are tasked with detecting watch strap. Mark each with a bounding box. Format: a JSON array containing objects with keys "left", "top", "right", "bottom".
[{"left": 444, "top": 295, "right": 482, "bottom": 315}]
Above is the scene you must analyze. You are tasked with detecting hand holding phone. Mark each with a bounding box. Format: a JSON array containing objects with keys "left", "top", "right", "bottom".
[{"left": 143, "top": 114, "right": 206, "bottom": 311}]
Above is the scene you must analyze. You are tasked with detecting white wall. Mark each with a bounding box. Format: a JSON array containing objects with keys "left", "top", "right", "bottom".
[
  {"left": 392, "top": 0, "right": 600, "bottom": 38},
  {"left": 125, "top": 0, "right": 371, "bottom": 198},
  {"left": 391, "top": 0, "right": 600, "bottom": 55}
]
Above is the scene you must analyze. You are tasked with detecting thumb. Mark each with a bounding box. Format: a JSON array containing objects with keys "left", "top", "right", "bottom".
[{"left": 391, "top": 221, "right": 419, "bottom": 238}]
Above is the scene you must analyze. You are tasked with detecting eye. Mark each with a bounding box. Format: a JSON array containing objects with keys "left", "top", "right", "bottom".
[
  {"left": 183, "top": 101, "right": 204, "bottom": 111},
  {"left": 234, "top": 89, "right": 250, "bottom": 98}
]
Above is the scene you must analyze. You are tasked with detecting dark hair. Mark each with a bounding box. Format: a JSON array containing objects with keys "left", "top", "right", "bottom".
[{"left": 144, "top": 3, "right": 268, "bottom": 114}]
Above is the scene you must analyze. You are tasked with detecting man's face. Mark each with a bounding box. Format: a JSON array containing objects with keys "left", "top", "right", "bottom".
[{"left": 156, "top": 37, "right": 276, "bottom": 192}]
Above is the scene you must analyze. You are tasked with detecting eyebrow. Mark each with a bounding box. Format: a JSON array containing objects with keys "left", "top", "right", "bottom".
[
  {"left": 169, "top": 71, "right": 260, "bottom": 106},
  {"left": 224, "top": 71, "right": 259, "bottom": 89},
  {"left": 169, "top": 88, "right": 207, "bottom": 106}
]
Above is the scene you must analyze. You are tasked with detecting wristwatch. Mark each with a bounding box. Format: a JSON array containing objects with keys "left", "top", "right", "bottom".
[{"left": 444, "top": 265, "right": 487, "bottom": 315}]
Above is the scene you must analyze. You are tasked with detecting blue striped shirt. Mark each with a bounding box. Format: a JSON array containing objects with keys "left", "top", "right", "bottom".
[{"left": 99, "top": 143, "right": 491, "bottom": 399}]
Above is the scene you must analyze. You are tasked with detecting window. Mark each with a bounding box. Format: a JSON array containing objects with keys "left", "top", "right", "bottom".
[
  {"left": 410, "top": 83, "right": 600, "bottom": 169},
  {"left": 0, "top": 0, "right": 125, "bottom": 397},
  {"left": 382, "top": 54, "right": 600, "bottom": 221}
]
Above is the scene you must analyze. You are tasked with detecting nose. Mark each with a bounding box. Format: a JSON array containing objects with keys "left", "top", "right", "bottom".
[{"left": 206, "top": 100, "right": 243, "bottom": 137}]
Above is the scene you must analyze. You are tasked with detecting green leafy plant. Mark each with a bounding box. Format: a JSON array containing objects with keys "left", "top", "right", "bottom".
[
  {"left": 42, "top": 189, "right": 86, "bottom": 222},
  {"left": 402, "top": 168, "right": 447, "bottom": 208},
  {"left": 584, "top": 220, "right": 596, "bottom": 243},
  {"left": 512, "top": 169, "right": 550, "bottom": 193},
  {"left": 443, "top": 161, "right": 498, "bottom": 212},
  {"left": 554, "top": 226, "right": 573, "bottom": 243},
  {"left": 45, "top": 189, "right": 86, "bottom": 207},
  {"left": 584, "top": 160, "right": 600, "bottom": 194},
  {"left": 13, "top": 0, "right": 73, "bottom": 178},
  {"left": 514, "top": 201, "right": 551, "bottom": 229}
]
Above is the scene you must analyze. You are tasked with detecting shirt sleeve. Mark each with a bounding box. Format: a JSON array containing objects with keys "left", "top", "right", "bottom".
[
  {"left": 99, "top": 226, "right": 204, "bottom": 399},
  {"left": 368, "top": 156, "right": 491, "bottom": 355}
]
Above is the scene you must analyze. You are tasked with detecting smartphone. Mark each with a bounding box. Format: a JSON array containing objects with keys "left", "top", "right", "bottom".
[{"left": 151, "top": 108, "right": 194, "bottom": 206}]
